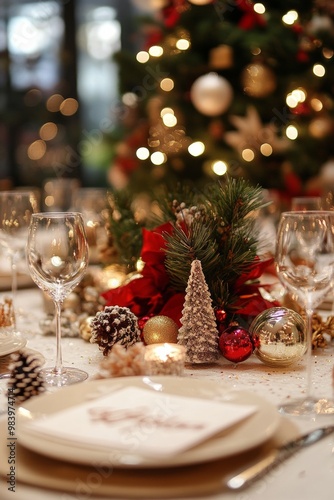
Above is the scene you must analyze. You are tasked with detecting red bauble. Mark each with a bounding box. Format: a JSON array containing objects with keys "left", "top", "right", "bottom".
[
  {"left": 219, "top": 326, "right": 253, "bottom": 363},
  {"left": 215, "top": 308, "right": 227, "bottom": 324}
]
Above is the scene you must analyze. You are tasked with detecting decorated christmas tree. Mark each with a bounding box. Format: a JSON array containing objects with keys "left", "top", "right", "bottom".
[
  {"left": 178, "top": 259, "right": 220, "bottom": 363},
  {"left": 108, "top": 0, "right": 334, "bottom": 204}
]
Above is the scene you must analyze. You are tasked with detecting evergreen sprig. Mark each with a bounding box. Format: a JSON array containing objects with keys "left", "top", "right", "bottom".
[
  {"left": 164, "top": 217, "right": 220, "bottom": 290},
  {"left": 163, "top": 177, "right": 268, "bottom": 309},
  {"left": 108, "top": 189, "right": 144, "bottom": 270}
]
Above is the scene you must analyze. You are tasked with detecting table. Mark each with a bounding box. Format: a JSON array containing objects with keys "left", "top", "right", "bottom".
[{"left": 0, "top": 287, "right": 334, "bottom": 500}]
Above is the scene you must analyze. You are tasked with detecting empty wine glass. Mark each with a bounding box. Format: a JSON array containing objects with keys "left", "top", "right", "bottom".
[
  {"left": 27, "top": 212, "right": 89, "bottom": 386},
  {"left": 291, "top": 197, "right": 323, "bottom": 211},
  {"left": 276, "top": 211, "right": 334, "bottom": 416},
  {"left": 0, "top": 190, "right": 39, "bottom": 327},
  {"left": 70, "top": 188, "right": 110, "bottom": 263}
]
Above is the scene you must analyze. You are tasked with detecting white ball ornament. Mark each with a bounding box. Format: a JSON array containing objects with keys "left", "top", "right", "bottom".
[
  {"left": 190, "top": 73, "right": 233, "bottom": 116},
  {"left": 188, "top": 0, "right": 213, "bottom": 4},
  {"left": 320, "top": 159, "right": 334, "bottom": 185}
]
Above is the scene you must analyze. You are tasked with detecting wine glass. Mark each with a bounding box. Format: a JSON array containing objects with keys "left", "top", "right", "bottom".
[
  {"left": 291, "top": 197, "right": 323, "bottom": 211},
  {"left": 0, "top": 190, "right": 39, "bottom": 327},
  {"left": 275, "top": 211, "right": 334, "bottom": 416},
  {"left": 70, "top": 188, "right": 110, "bottom": 263},
  {"left": 27, "top": 212, "right": 89, "bottom": 386}
]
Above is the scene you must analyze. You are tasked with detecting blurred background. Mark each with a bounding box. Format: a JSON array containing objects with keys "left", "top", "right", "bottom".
[{"left": 0, "top": 0, "right": 136, "bottom": 195}]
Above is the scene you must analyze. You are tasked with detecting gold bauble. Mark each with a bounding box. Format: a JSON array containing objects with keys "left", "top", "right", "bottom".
[
  {"left": 309, "top": 117, "right": 333, "bottom": 139},
  {"left": 143, "top": 316, "right": 179, "bottom": 344},
  {"left": 241, "top": 63, "right": 276, "bottom": 98},
  {"left": 79, "top": 316, "right": 94, "bottom": 342},
  {"left": 249, "top": 307, "right": 306, "bottom": 367}
]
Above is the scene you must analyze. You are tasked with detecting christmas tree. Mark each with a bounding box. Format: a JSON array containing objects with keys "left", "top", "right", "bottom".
[
  {"left": 108, "top": 0, "right": 334, "bottom": 203},
  {"left": 178, "top": 259, "right": 220, "bottom": 363}
]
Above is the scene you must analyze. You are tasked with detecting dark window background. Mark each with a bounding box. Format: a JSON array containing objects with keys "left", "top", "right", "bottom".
[{"left": 0, "top": 0, "right": 136, "bottom": 189}]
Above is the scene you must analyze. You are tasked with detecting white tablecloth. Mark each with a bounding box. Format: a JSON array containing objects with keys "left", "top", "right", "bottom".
[{"left": 0, "top": 287, "right": 334, "bottom": 500}]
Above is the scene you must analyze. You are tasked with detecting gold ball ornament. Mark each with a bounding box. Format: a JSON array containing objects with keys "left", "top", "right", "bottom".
[
  {"left": 143, "top": 315, "right": 179, "bottom": 344},
  {"left": 79, "top": 316, "right": 94, "bottom": 342},
  {"left": 241, "top": 63, "right": 276, "bottom": 98},
  {"left": 249, "top": 307, "right": 306, "bottom": 367},
  {"left": 309, "top": 116, "right": 333, "bottom": 139}
]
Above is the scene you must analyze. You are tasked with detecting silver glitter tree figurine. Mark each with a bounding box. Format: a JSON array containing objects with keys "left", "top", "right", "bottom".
[{"left": 178, "top": 259, "right": 220, "bottom": 364}]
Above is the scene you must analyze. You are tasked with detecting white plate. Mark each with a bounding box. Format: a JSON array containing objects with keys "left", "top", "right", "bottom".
[
  {"left": 0, "top": 272, "right": 33, "bottom": 291},
  {"left": 17, "top": 376, "right": 281, "bottom": 468},
  {"left": 0, "top": 330, "right": 27, "bottom": 356}
]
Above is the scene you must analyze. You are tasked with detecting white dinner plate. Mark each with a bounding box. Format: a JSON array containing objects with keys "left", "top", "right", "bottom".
[
  {"left": 0, "top": 272, "right": 33, "bottom": 291},
  {"left": 17, "top": 376, "right": 281, "bottom": 469},
  {"left": 0, "top": 330, "right": 27, "bottom": 356}
]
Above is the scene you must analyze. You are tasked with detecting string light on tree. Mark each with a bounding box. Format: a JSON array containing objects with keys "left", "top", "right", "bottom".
[
  {"left": 254, "top": 3, "right": 266, "bottom": 14},
  {"left": 148, "top": 45, "right": 163, "bottom": 57},
  {"left": 160, "top": 78, "right": 174, "bottom": 91},
  {"left": 286, "top": 125, "right": 298, "bottom": 140},
  {"left": 150, "top": 151, "right": 166, "bottom": 165},
  {"left": 212, "top": 160, "right": 227, "bottom": 176},
  {"left": 136, "top": 147, "right": 150, "bottom": 160},
  {"left": 188, "top": 141, "right": 205, "bottom": 157},
  {"left": 136, "top": 51, "right": 149, "bottom": 63},
  {"left": 176, "top": 38, "right": 190, "bottom": 50},
  {"left": 286, "top": 88, "right": 307, "bottom": 109},
  {"left": 282, "top": 10, "right": 299, "bottom": 25},
  {"left": 313, "top": 63, "right": 326, "bottom": 77}
]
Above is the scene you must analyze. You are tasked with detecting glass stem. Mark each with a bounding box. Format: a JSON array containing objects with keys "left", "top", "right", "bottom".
[
  {"left": 54, "top": 300, "right": 63, "bottom": 375},
  {"left": 11, "top": 255, "right": 17, "bottom": 329},
  {"left": 305, "top": 307, "right": 313, "bottom": 398}
]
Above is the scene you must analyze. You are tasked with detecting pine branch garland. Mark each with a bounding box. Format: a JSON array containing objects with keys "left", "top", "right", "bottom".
[
  {"left": 164, "top": 217, "right": 220, "bottom": 291},
  {"left": 164, "top": 177, "right": 266, "bottom": 308},
  {"left": 108, "top": 189, "right": 145, "bottom": 269}
]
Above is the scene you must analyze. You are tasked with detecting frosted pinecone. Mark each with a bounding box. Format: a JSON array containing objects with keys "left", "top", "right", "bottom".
[
  {"left": 90, "top": 306, "right": 141, "bottom": 356},
  {"left": 7, "top": 349, "right": 45, "bottom": 404}
]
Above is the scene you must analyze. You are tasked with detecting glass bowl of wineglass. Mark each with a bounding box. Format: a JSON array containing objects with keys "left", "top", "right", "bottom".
[
  {"left": 276, "top": 210, "right": 334, "bottom": 416},
  {"left": 0, "top": 190, "right": 39, "bottom": 328},
  {"left": 27, "top": 212, "right": 89, "bottom": 386}
]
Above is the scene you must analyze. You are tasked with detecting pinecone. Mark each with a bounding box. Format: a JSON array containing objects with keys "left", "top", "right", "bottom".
[
  {"left": 96, "top": 342, "right": 147, "bottom": 378},
  {"left": 7, "top": 349, "right": 45, "bottom": 404},
  {"left": 90, "top": 306, "right": 141, "bottom": 356}
]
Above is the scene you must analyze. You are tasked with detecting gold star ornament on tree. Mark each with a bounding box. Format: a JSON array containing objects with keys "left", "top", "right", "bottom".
[{"left": 224, "top": 106, "right": 289, "bottom": 159}]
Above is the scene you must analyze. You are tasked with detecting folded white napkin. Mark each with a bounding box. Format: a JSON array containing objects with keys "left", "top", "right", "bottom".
[{"left": 24, "top": 386, "right": 257, "bottom": 458}]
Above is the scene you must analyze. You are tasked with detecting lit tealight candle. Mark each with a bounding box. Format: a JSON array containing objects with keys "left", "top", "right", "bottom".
[{"left": 145, "top": 343, "right": 186, "bottom": 376}]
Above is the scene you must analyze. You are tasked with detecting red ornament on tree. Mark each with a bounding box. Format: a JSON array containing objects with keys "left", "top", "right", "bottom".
[{"left": 219, "top": 325, "right": 253, "bottom": 363}]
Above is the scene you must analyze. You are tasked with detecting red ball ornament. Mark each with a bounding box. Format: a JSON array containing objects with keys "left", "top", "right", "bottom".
[
  {"left": 215, "top": 308, "right": 227, "bottom": 324},
  {"left": 219, "top": 326, "right": 253, "bottom": 363}
]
